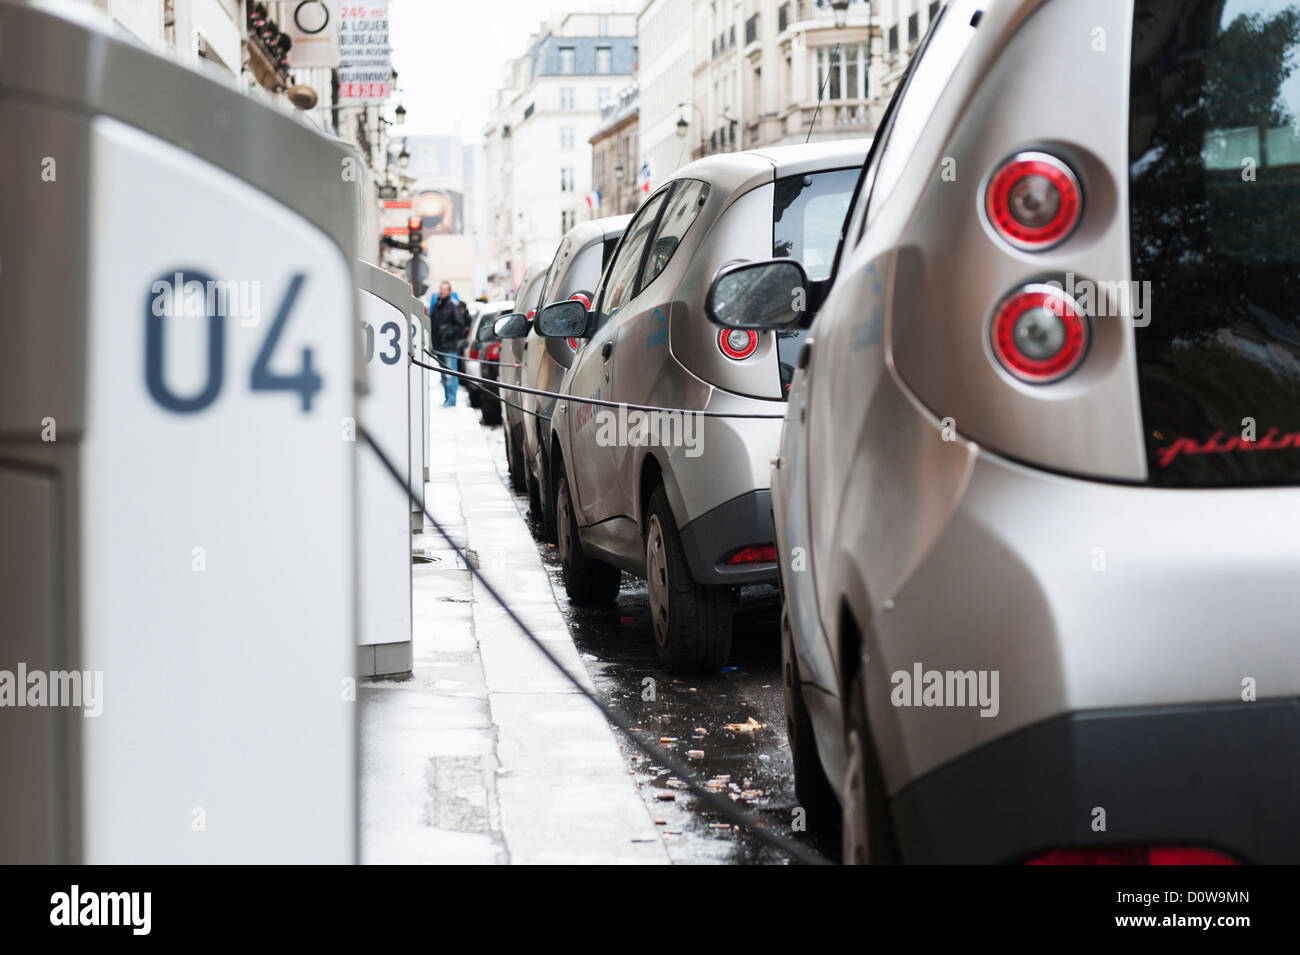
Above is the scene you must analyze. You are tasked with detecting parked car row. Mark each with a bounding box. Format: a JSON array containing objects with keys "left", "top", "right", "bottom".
[{"left": 462, "top": 0, "right": 1300, "bottom": 864}]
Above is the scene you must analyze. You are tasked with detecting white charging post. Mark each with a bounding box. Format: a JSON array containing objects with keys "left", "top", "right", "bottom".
[
  {"left": 409, "top": 307, "right": 429, "bottom": 532},
  {"left": 356, "top": 263, "right": 414, "bottom": 678},
  {"left": 0, "top": 3, "right": 357, "bottom": 862}
]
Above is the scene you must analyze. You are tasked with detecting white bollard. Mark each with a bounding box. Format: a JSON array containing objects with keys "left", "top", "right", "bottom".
[
  {"left": 0, "top": 3, "right": 357, "bottom": 862},
  {"left": 356, "top": 264, "right": 415, "bottom": 678},
  {"left": 408, "top": 308, "right": 429, "bottom": 533}
]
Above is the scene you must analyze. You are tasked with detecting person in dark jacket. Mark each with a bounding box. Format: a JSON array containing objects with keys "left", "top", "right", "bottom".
[{"left": 428, "top": 281, "right": 466, "bottom": 407}]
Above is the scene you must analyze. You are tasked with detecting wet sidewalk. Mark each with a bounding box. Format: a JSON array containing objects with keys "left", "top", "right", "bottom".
[{"left": 359, "top": 396, "right": 668, "bottom": 864}]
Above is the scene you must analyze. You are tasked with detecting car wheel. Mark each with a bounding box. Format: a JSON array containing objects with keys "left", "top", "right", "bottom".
[
  {"left": 841, "top": 666, "right": 902, "bottom": 865},
  {"left": 782, "top": 606, "right": 837, "bottom": 829},
  {"left": 506, "top": 425, "right": 527, "bottom": 492},
  {"left": 556, "top": 471, "right": 621, "bottom": 605},
  {"left": 481, "top": 396, "right": 501, "bottom": 426},
  {"left": 645, "top": 486, "right": 733, "bottom": 673},
  {"left": 539, "top": 448, "right": 558, "bottom": 544},
  {"left": 467, "top": 383, "right": 481, "bottom": 409}
]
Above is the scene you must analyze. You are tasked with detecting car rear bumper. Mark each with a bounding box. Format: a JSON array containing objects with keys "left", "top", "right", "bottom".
[
  {"left": 890, "top": 697, "right": 1300, "bottom": 864},
  {"left": 678, "top": 489, "right": 778, "bottom": 586}
]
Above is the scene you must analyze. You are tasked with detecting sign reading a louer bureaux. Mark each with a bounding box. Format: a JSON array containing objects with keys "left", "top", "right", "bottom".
[{"left": 338, "top": 2, "right": 391, "bottom": 102}]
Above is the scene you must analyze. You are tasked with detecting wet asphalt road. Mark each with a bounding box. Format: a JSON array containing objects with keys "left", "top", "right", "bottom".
[{"left": 488, "top": 435, "right": 835, "bottom": 864}]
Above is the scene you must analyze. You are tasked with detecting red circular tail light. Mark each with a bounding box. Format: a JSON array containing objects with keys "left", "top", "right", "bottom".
[
  {"left": 567, "top": 293, "right": 591, "bottom": 350},
  {"left": 990, "top": 284, "right": 1088, "bottom": 383},
  {"left": 718, "top": 328, "right": 758, "bottom": 360},
  {"left": 985, "top": 152, "right": 1082, "bottom": 251}
]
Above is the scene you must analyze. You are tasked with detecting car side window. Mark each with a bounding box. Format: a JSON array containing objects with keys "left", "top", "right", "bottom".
[
  {"left": 639, "top": 179, "right": 709, "bottom": 291},
  {"left": 538, "top": 238, "right": 570, "bottom": 307},
  {"left": 598, "top": 189, "right": 668, "bottom": 325}
]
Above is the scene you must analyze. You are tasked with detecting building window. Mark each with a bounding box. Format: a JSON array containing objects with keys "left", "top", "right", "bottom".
[
  {"left": 597, "top": 87, "right": 610, "bottom": 108},
  {"left": 561, "top": 167, "right": 575, "bottom": 192},
  {"left": 929, "top": 0, "right": 940, "bottom": 19},
  {"left": 779, "top": 3, "right": 789, "bottom": 33},
  {"left": 745, "top": 14, "right": 758, "bottom": 45},
  {"left": 560, "top": 127, "right": 574, "bottom": 149},
  {"left": 597, "top": 15, "right": 609, "bottom": 36},
  {"left": 908, "top": 12, "right": 919, "bottom": 46},
  {"left": 814, "top": 44, "right": 868, "bottom": 101},
  {"left": 888, "top": 24, "right": 899, "bottom": 54},
  {"left": 560, "top": 87, "right": 575, "bottom": 110},
  {"left": 558, "top": 46, "right": 576, "bottom": 74},
  {"left": 561, "top": 209, "right": 575, "bottom": 232},
  {"left": 596, "top": 46, "right": 613, "bottom": 74},
  {"left": 729, "top": 24, "right": 735, "bottom": 47}
]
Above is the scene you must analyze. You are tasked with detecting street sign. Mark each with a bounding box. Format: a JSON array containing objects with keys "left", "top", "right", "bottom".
[
  {"left": 337, "top": 2, "right": 392, "bottom": 102},
  {"left": 287, "top": 0, "right": 340, "bottom": 68}
]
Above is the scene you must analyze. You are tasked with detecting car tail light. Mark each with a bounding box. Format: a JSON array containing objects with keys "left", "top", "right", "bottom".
[
  {"left": 485, "top": 343, "right": 501, "bottom": 361},
  {"left": 985, "top": 152, "right": 1082, "bottom": 251},
  {"left": 526, "top": 309, "right": 536, "bottom": 320},
  {"left": 725, "top": 545, "right": 777, "bottom": 565},
  {"left": 567, "top": 293, "right": 591, "bottom": 350},
  {"left": 718, "top": 328, "right": 758, "bottom": 360},
  {"left": 469, "top": 347, "right": 480, "bottom": 360},
  {"left": 990, "top": 284, "right": 1088, "bottom": 383},
  {"left": 1026, "top": 847, "right": 1239, "bottom": 865}
]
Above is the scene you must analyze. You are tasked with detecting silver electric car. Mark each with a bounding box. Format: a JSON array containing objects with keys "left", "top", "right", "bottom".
[
  {"left": 464, "top": 300, "right": 513, "bottom": 425},
  {"left": 501, "top": 262, "right": 550, "bottom": 491},
  {"left": 708, "top": 0, "right": 1300, "bottom": 864},
  {"left": 533, "top": 142, "right": 866, "bottom": 672},
  {"left": 515, "top": 215, "right": 630, "bottom": 541}
]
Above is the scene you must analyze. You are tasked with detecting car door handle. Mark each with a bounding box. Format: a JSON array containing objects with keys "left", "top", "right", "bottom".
[
  {"left": 601, "top": 341, "right": 613, "bottom": 360},
  {"left": 797, "top": 340, "right": 813, "bottom": 370}
]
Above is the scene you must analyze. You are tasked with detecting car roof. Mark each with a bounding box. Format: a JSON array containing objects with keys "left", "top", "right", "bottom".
[
  {"left": 560, "top": 214, "right": 633, "bottom": 249},
  {"left": 671, "top": 139, "right": 870, "bottom": 194}
]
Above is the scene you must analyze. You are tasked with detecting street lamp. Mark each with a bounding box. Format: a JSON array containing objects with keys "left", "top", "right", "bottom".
[
  {"left": 398, "top": 142, "right": 410, "bottom": 169},
  {"left": 394, "top": 102, "right": 406, "bottom": 124},
  {"left": 675, "top": 115, "right": 689, "bottom": 138},
  {"left": 832, "top": 0, "right": 850, "bottom": 29}
]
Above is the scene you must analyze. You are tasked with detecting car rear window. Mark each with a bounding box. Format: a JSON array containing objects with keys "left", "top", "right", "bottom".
[
  {"left": 773, "top": 167, "right": 859, "bottom": 397},
  {"left": 1131, "top": 0, "right": 1300, "bottom": 485}
]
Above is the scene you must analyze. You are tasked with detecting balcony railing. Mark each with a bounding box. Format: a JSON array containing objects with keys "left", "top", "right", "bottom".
[{"left": 790, "top": 99, "right": 875, "bottom": 138}]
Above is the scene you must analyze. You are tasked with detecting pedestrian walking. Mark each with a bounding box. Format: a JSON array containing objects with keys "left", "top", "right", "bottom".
[{"left": 429, "top": 281, "right": 467, "bottom": 407}]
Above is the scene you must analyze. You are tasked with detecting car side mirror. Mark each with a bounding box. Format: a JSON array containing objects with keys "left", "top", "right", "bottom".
[
  {"left": 536, "top": 299, "right": 593, "bottom": 338},
  {"left": 705, "top": 259, "right": 810, "bottom": 330},
  {"left": 494, "top": 312, "right": 529, "bottom": 339},
  {"left": 476, "top": 319, "right": 500, "bottom": 343}
]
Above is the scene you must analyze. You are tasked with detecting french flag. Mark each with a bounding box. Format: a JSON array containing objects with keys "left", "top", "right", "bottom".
[{"left": 584, "top": 189, "right": 601, "bottom": 212}]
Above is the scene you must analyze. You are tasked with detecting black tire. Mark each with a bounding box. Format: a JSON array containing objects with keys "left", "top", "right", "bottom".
[
  {"left": 526, "top": 460, "right": 544, "bottom": 536},
  {"left": 468, "top": 387, "right": 481, "bottom": 409},
  {"left": 782, "top": 606, "right": 838, "bottom": 829},
  {"left": 506, "top": 423, "right": 527, "bottom": 492},
  {"left": 644, "top": 487, "right": 734, "bottom": 672},
  {"left": 480, "top": 394, "right": 502, "bottom": 426},
  {"left": 556, "top": 471, "right": 621, "bottom": 605},
  {"left": 538, "top": 447, "right": 557, "bottom": 544},
  {"left": 841, "top": 666, "right": 902, "bottom": 865}
]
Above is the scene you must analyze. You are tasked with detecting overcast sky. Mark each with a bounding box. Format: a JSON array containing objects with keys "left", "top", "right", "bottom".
[{"left": 388, "top": 0, "right": 558, "bottom": 144}]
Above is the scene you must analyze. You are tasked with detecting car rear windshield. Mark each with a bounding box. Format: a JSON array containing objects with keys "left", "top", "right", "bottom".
[
  {"left": 1131, "top": 0, "right": 1300, "bottom": 485},
  {"left": 773, "top": 167, "right": 859, "bottom": 397}
]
